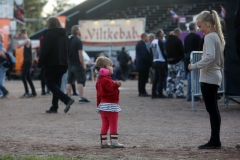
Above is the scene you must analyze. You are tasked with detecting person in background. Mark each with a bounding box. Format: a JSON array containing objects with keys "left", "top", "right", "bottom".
[
  {"left": 135, "top": 33, "right": 152, "bottom": 97},
  {"left": 188, "top": 10, "right": 225, "bottom": 149},
  {"left": 66, "top": 25, "right": 90, "bottom": 103},
  {"left": 165, "top": 28, "right": 185, "bottom": 99},
  {"left": 151, "top": 29, "right": 167, "bottom": 99},
  {"left": 0, "top": 34, "right": 6, "bottom": 97},
  {"left": 0, "top": 50, "right": 9, "bottom": 98},
  {"left": 235, "top": 0, "right": 240, "bottom": 149},
  {"left": 38, "top": 17, "right": 74, "bottom": 113},
  {"left": 117, "top": 47, "right": 129, "bottom": 81},
  {"left": 148, "top": 33, "right": 155, "bottom": 84},
  {"left": 15, "top": 29, "right": 37, "bottom": 98},
  {"left": 184, "top": 22, "right": 201, "bottom": 101},
  {"left": 38, "top": 36, "right": 50, "bottom": 95}
]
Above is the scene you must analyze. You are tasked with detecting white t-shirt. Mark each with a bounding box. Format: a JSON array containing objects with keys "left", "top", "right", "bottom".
[{"left": 151, "top": 39, "right": 165, "bottom": 62}]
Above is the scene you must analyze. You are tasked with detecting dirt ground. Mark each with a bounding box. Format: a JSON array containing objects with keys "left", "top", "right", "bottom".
[{"left": 0, "top": 80, "right": 240, "bottom": 160}]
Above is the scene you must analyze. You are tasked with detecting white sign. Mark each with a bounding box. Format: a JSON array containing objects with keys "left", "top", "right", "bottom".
[{"left": 79, "top": 18, "right": 145, "bottom": 42}]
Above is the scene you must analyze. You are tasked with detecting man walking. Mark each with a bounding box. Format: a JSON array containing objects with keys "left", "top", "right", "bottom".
[
  {"left": 184, "top": 22, "right": 201, "bottom": 101},
  {"left": 135, "top": 33, "right": 152, "bottom": 97},
  {"left": 151, "top": 29, "right": 167, "bottom": 98},
  {"left": 165, "top": 28, "right": 185, "bottom": 98},
  {"left": 66, "top": 25, "right": 90, "bottom": 103}
]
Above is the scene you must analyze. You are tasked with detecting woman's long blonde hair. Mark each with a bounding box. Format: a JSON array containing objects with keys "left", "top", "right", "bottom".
[
  {"left": 196, "top": 10, "right": 225, "bottom": 45},
  {"left": 93, "top": 56, "right": 113, "bottom": 81}
]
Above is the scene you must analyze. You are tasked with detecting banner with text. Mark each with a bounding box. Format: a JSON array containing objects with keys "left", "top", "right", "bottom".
[{"left": 79, "top": 18, "right": 145, "bottom": 42}]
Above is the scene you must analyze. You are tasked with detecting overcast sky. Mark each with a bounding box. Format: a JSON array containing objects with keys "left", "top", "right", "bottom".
[{"left": 43, "top": 0, "right": 86, "bottom": 16}]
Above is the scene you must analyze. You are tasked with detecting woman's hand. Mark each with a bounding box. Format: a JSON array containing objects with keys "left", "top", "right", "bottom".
[{"left": 188, "top": 64, "right": 192, "bottom": 71}]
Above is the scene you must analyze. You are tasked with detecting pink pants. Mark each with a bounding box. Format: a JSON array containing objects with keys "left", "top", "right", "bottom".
[{"left": 100, "top": 111, "right": 118, "bottom": 134}]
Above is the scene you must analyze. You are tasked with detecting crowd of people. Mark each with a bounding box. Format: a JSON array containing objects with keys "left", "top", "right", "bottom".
[{"left": 0, "top": 6, "right": 240, "bottom": 149}]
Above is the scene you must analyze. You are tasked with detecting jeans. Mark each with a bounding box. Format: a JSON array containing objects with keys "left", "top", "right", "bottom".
[
  {"left": 201, "top": 82, "right": 221, "bottom": 140},
  {"left": 21, "top": 62, "right": 36, "bottom": 94},
  {"left": 0, "top": 66, "right": 7, "bottom": 95},
  {"left": 44, "top": 66, "right": 70, "bottom": 109}
]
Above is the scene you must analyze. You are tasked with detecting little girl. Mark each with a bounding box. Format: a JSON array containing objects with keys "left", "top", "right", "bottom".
[{"left": 93, "top": 56, "right": 124, "bottom": 148}]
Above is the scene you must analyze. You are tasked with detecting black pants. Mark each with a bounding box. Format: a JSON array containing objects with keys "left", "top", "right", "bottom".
[
  {"left": 44, "top": 66, "right": 70, "bottom": 109},
  {"left": 201, "top": 82, "right": 221, "bottom": 139},
  {"left": 21, "top": 62, "right": 36, "bottom": 94},
  {"left": 152, "top": 61, "right": 166, "bottom": 96},
  {"left": 120, "top": 64, "right": 129, "bottom": 80},
  {"left": 138, "top": 68, "right": 149, "bottom": 94}
]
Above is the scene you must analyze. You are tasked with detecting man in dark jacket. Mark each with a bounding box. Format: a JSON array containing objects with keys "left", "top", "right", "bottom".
[
  {"left": 117, "top": 47, "right": 129, "bottom": 81},
  {"left": 235, "top": 0, "right": 240, "bottom": 150},
  {"left": 184, "top": 22, "right": 201, "bottom": 101},
  {"left": 135, "top": 33, "right": 152, "bottom": 97},
  {"left": 165, "top": 28, "right": 185, "bottom": 98},
  {"left": 235, "top": 0, "right": 240, "bottom": 60},
  {"left": 38, "top": 17, "right": 74, "bottom": 113}
]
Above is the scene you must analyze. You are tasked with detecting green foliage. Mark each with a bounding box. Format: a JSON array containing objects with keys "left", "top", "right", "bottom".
[
  {"left": 45, "top": 0, "right": 73, "bottom": 17},
  {"left": 17, "top": 0, "right": 48, "bottom": 36},
  {"left": 0, "top": 154, "right": 94, "bottom": 160},
  {"left": 24, "top": 0, "right": 48, "bottom": 18}
]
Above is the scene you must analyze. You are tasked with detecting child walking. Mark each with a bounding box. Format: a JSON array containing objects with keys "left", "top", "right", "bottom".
[{"left": 94, "top": 56, "right": 124, "bottom": 148}]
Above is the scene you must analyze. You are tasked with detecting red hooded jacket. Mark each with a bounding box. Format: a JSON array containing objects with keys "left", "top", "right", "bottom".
[{"left": 96, "top": 75, "right": 120, "bottom": 107}]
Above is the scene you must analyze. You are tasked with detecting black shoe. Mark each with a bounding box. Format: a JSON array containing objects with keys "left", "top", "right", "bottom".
[
  {"left": 2, "top": 90, "right": 9, "bottom": 98},
  {"left": 30, "top": 93, "right": 37, "bottom": 97},
  {"left": 72, "top": 93, "right": 79, "bottom": 96},
  {"left": 79, "top": 97, "right": 90, "bottom": 103},
  {"left": 41, "top": 91, "right": 46, "bottom": 95},
  {"left": 139, "top": 93, "right": 151, "bottom": 97},
  {"left": 158, "top": 94, "right": 167, "bottom": 98},
  {"left": 64, "top": 99, "right": 74, "bottom": 113},
  {"left": 167, "top": 94, "right": 173, "bottom": 98},
  {"left": 187, "top": 97, "right": 201, "bottom": 101},
  {"left": 198, "top": 141, "right": 221, "bottom": 149},
  {"left": 176, "top": 95, "right": 186, "bottom": 99},
  {"left": 151, "top": 95, "right": 158, "bottom": 99},
  {"left": 46, "top": 109, "right": 58, "bottom": 113},
  {"left": 21, "top": 93, "right": 31, "bottom": 98}
]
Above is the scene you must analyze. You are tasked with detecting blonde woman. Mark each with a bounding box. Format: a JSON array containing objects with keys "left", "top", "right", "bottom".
[{"left": 188, "top": 10, "right": 225, "bottom": 149}]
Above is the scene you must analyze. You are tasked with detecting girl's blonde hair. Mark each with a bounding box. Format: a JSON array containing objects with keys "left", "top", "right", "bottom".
[
  {"left": 93, "top": 56, "right": 113, "bottom": 81},
  {"left": 196, "top": 10, "right": 225, "bottom": 45}
]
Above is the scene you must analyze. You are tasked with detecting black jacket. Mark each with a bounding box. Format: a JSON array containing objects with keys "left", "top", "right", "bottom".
[
  {"left": 38, "top": 28, "right": 69, "bottom": 68},
  {"left": 135, "top": 40, "right": 152, "bottom": 71},
  {"left": 117, "top": 50, "right": 129, "bottom": 66},
  {"left": 165, "top": 35, "right": 184, "bottom": 64},
  {"left": 235, "top": 0, "right": 240, "bottom": 60}
]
